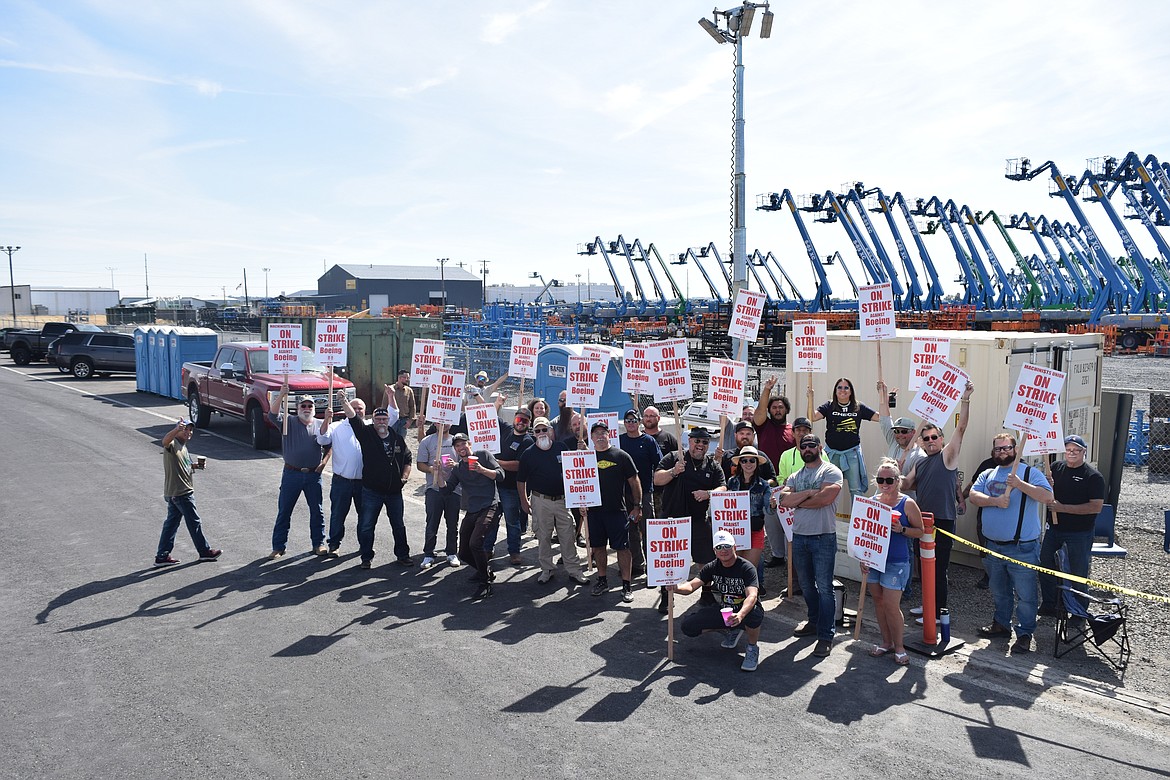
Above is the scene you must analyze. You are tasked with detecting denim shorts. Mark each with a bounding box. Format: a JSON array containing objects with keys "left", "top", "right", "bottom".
[{"left": 866, "top": 559, "right": 911, "bottom": 591}]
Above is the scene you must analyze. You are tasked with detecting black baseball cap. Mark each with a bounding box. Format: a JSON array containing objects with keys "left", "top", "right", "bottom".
[
  {"left": 689, "top": 427, "right": 712, "bottom": 440},
  {"left": 734, "top": 420, "right": 754, "bottom": 432}
]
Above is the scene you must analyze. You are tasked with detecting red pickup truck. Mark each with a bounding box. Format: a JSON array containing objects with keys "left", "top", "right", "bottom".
[{"left": 182, "top": 342, "right": 355, "bottom": 449}]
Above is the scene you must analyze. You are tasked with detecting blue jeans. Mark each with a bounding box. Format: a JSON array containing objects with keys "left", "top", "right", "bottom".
[
  {"left": 494, "top": 487, "right": 524, "bottom": 555},
  {"left": 392, "top": 418, "right": 410, "bottom": 439},
  {"left": 272, "top": 469, "right": 325, "bottom": 552},
  {"left": 792, "top": 532, "right": 837, "bottom": 640},
  {"left": 826, "top": 444, "right": 867, "bottom": 496},
  {"left": 424, "top": 489, "right": 460, "bottom": 557},
  {"left": 358, "top": 487, "right": 408, "bottom": 563},
  {"left": 327, "top": 475, "right": 363, "bottom": 549},
  {"left": 157, "top": 493, "right": 211, "bottom": 558},
  {"left": 984, "top": 538, "right": 1040, "bottom": 636},
  {"left": 1039, "top": 527, "right": 1093, "bottom": 610}
]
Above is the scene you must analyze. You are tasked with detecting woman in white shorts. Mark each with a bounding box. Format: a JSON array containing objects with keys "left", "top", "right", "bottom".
[{"left": 865, "top": 457, "right": 924, "bottom": 666}]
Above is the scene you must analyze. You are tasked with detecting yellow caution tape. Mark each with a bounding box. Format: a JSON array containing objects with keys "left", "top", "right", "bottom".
[{"left": 933, "top": 526, "right": 1170, "bottom": 605}]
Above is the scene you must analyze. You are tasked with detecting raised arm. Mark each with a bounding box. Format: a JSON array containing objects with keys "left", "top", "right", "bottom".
[{"left": 942, "top": 381, "right": 975, "bottom": 469}]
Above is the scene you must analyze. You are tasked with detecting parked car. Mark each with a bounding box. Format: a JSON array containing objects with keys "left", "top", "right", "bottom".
[
  {"left": 6, "top": 322, "right": 104, "bottom": 364},
  {"left": 53, "top": 331, "right": 136, "bottom": 378}
]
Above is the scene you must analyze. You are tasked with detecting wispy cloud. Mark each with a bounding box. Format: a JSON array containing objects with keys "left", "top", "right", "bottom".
[
  {"left": 481, "top": 1, "right": 551, "bottom": 45},
  {"left": 0, "top": 59, "right": 224, "bottom": 96},
  {"left": 392, "top": 66, "right": 459, "bottom": 98}
]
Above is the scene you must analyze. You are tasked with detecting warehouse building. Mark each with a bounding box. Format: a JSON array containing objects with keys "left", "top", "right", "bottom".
[
  {"left": 316, "top": 264, "right": 483, "bottom": 312},
  {"left": 0, "top": 286, "right": 121, "bottom": 316}
]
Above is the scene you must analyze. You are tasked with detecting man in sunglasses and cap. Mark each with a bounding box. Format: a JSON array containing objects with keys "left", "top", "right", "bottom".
[
  {"left": 267, "top": 387, "right": 330, "bottom": 560},
  {"left": 494, "top": 406, "right": 536, "bottom": 566},
  {"left": 619, "top": 408, "right": 662, "bottom": 576},
  {"left": 670, "top": 530, "right": 764, "bottom": 672},
  {"left": 1037, "top": 434, "right": 1105, "bottom": 618}
]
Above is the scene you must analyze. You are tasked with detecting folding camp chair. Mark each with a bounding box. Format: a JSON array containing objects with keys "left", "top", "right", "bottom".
[{"left": 1053, "top": 547, "right": 1130, "bottom": 671}]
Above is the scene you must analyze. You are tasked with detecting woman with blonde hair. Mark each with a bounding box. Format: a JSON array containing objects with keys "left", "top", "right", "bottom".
[{"left": 865, "top": 457, "right": 924, "bottom": 665}]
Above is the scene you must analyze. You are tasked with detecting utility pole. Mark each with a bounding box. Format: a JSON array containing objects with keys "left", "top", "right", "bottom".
[
  {"left": 262, "top": 267, "right": 270, "bottom": 298},
  {"left": 576, "top": 273, "right": 581, "bottom": 302},
  {"left": 105, "top": 266, "right": 116, "bottom": 289},
  {"left": 144, "top": 253, "right": 150, "bottom": 300},
  {"left": 4, "top": 246, "right": 20, "bottom": 327},
  {"left": 437, "top": 257, "right": 449, "bottom": 307},
  {"left": 479, "top": 259, "right": 491, "bottom": 309}
]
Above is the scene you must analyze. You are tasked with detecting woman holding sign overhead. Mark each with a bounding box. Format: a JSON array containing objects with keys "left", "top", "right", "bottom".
[
  {"left": 809, "top": 377, "right": 879, "bottom": 497},
  {"left": 865, "top": 458, "right": 924, "bottom": 666}
]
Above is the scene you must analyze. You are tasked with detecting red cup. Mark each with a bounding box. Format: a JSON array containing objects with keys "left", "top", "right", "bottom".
[{"left": 467, "top": 455, "right": 479, "bottom": 469}]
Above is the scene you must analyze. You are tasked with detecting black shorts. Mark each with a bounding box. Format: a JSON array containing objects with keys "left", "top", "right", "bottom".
[
  {"left": 681, "top": 604, "right": 764, "bottom": 637},
  {"left": 587, "top": 508, "right": 630, "bottom": 550}
]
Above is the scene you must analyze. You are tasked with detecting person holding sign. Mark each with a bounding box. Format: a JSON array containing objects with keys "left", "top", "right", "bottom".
[
  {"left": 587, "top": 422, "right": 642, "bottom": 603},
  {"left": 1037, "top": 435, "right": 1106, "bottom": 617},
  {"left": 619, "top": 410, "right": 662, "bottom": 577},
  {"left": 876, "top": 379, "right": 923, "bottom": 488},
  {"left": 778, "top": 434, "right": 844, "bottom": 658},
  {"left": 864, "top": 458, "right": 923, "bottom": 666},
  {"left": 416, "top": 424, "right": 460, "bottom": 570},
  {"left": 267, "top": 388, "right": 329, "bottom": 560},
  {"left": 494, "top": 407, "right": 535, "bottom": 566},
  {"left": 752, "top": 377, "right": 795, "bottom": 469},
  {"left": 969, "top": 433, "right": 1053, "bottom": 654},
  {"left": 670, "top": 530, "right": 764, "bottom": 672},
  {"left": 440, "top": 433, "right": 504, "bottom": 599},
  {"left": 808, "top": 378, "right": 878, "bottom": 498},
  {"left": 516, "top": 418, "right": 590, "bottom": 587},
  {"left": 317, "top": 392, "right": 377, "bottom": 557},
  {"left": 390, "top": 370, "right": 416, "bottom": 439},
  {"left": 725, "top": 446, "right": 771, "bottom": 591}
]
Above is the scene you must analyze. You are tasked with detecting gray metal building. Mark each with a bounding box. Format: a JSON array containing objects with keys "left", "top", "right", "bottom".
[{"left": 316, "top": 264, "right": 483, "bottom": 311}]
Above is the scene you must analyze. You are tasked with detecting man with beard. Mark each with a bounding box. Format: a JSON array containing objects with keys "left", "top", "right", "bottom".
[
  {"left": 778, "top": 433, "right": 843, "bottom": 658},
  {"left": 340, "top": 397, "right": 413, "bottom": 569},
  {"left": 389, "top": 370, "right": 416, "bottom": 439},
  {"left": 642, "top": 406, "right": 679, "bottom": 526},
  {"left": 752, "top": 376, "right": 795, "bottom": 469},
  {"left": 552, "top": 390, "right": 575, "bottom": 442},
  {"left": 1038, "top": 435, "right": 1105, "bottom": 617},
  {"left": 495, "top": 407, "right": 535, "bottom": 566},
  {"left": 440, "top": 433, "right": 504, "bottom": 598},
  {"left": 415, "top": 422, "right": 460, "bottom": 569},
  {"left": 587, "top": 422, "right": 642, "bottom": 603},
  {"left": 619, "top": 409, "right": 661, "bottom": 576},
  {"left": 969, "top": 433, "right": 1053, "bottom": 654},
  {"left": 517, "top": 417, "right": 590, "bottom": 586},
  {"left": 653, "top": 427, "right": 726, "bottom": 608},
  {"left": 268, "top": 388, "right": 329, "bottom": 560},
  {"left": 317, "top": 391, "right": 379, "bottom": 557}
]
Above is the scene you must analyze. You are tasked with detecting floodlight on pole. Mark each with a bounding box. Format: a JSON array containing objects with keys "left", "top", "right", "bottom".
[
  {"left": 3, "top": 246, "right": 19, "bottom": 327},
  {"left": 698, "top": 17, "right": 728, "bottom": 44}
]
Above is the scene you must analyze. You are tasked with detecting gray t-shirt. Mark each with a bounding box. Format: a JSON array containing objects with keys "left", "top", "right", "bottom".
[
  {"left": 270, "top": 413, "right": 325, "bottom": 469},
  {"left": 162, "top": 439, "right": 194, "bottom": 498},
  {"left": 417, "top": 432, "right": 459, "bottom": 493},
  {"left": 785, "top": 460, "right": 843, "bottom": 535}
]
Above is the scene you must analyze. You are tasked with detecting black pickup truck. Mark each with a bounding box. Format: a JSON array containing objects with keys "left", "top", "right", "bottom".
[{"left": 5, "top": 322, "right": 104, "bottom": 365}]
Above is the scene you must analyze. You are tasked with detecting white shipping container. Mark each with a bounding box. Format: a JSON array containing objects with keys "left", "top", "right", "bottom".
[{"left": 783, "top": 329, "right": 1105, "bottom": 579}]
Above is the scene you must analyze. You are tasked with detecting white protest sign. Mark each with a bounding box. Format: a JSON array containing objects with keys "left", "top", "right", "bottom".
[
  {"left": 268, "top": 324, "right": 303, "bottom": 375},
  {"left": 847, "top": 495, "right": 891, "bottom": 572},
  {"left": 314, "top": 318, "right": 349, "bottom": 366},
  {"left": 908, "top": 336, "right": 949, "bottom": 391},
  {"left": 410, "top": 338, "right": 446, "bottom": 385},
  {"left": 582, "top": 345, "right": 611, "bottom": 384},
  {"left": 858, "top": 283, "right": 895, "bottom": 340},
  {"left": 466, "top": 403, "right": 501, "bottom": 453},
  {"left": 426, "top": 366, "right": 465, "bottom": 425},
  {"left": 586, "top": 411, "right": 621, "bottom": 451},
  {"left": 566, "top": 356, "right": 603, "bottom": 409},
  {"left": 908, "top": 359, "right": 968, "bottom": 428},
  {"left": 1023, "top": 408, "right": 1066, "bottom": 456},
  {"left": 563, "top": 449, "right": 601, "bottom": 509},
  {"left": 646, "top": 516, "right": 692, "bottom": 587},
  {"left": 791, "top": 319, "right": 827, "bottom": 373},
  {"left": 622, "top": 342, "right": 654, "bottom": 394},
  {"left": 771, "top": 493, "right": 795, "bottom": 543},
  {"left": 706, "top": 358, "right": 746, "bottom": 418},
  {"left": 1004, "top": 363, "right": 1067, "bottom": 436},
  {"left": 509, "top": 331, "right": 539, "bottom": 379},
  {"left": 728, "top": 288, "right": 766, "bottom": 342},
  {"left": 710, "top": 491, "right": 751, "bottom": 549},
  {"left": 651, "top": 338, "right": 692, "bottom": 402}
]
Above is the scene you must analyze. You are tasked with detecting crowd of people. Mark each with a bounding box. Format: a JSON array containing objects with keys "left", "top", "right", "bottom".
[{"left": 154, "top": 373, "right": 1105, "bottom": 671}]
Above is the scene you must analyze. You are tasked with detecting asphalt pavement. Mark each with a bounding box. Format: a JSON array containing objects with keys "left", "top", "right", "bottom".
[{"left": 1, "top": 364, "right": 1168, "bottom": 780}]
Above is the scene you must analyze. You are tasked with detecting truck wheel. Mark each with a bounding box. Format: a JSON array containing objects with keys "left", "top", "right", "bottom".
[
  {"left": 71, "top": 358, "right": 94, "bottom": 379},
  {"left": 189, "top": 390, "right": 212, "bottom": 427},
  {"left": 248, "top": 406, "right": 272, "bottom": 450},
  {"left": 1119, "top": 332, "right": 1141, "bottom": 351},
  {"left": 11, "top": 345, "right": 30, "bottom": 365}
]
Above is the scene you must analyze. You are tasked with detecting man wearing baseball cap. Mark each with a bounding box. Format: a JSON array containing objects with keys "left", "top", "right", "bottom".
[
  {"left": 494, "top": 406, "right": 535, "bottom": 566},
  {"left": 619, "top": 409, "right": 662, "bottom": 576},
  {"left": 1038, "top": 434, "right": 1105, "bottom": 617},
  {"left": 670, "top": 530, "right": 764, "bottom": 672},
  {"left": 878, "top": 379, "right": 923, "bottom": 492},
  {"left": 154, "top": 419, "right": 221, "bottom": 567},
  {"left": 587, "top": 420, "right": 642, "bottom": 603},
  {"left": 267, "top": 385, "right": 330, "bottom": 560}
]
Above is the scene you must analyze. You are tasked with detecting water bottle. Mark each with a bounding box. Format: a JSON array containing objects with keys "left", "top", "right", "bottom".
[{"left": 939, "top": 608, "right": 951, "bottom": 645}]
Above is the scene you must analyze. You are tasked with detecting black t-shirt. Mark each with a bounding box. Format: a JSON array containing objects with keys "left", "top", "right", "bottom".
[
  {"left": 350, "top": 416, "right": 412, "bottom": 494},
  {"left": 698, "top": 556, "right": 759, "bottom": 608},
  {"left": 817, "top": 401, "right": 878, "bottom": 451},
  {"left": 656, "top": 451, "right": 726, "bottom": 522},
  {"left": 496, "top": 422, "right": 533, "bottom": 490},
  {"left": 649, "top": 428, "right": 680, "bottom": 456},
  {"left": 595, "top": 447, "right": 638, "bottom": 512},
  {"left": 1051, "top": 461, "right": 1106, "bottom": 532},
  {"left": 620, "top": 432, "right": 663, "bottom": 491},
  {"left": 517, "top": 441, "right": 570, "bottom": 497}
]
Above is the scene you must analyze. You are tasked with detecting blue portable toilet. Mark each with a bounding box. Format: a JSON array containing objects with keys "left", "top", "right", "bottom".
[
  {"left": 534, "top": 344, "right": 631, "bottom": 416},
  {"left": 145, "top": 327, "right": 162, "bottom": 394},
  {"left": 134, "top": 326, "right": 154, "bottom": 392},
  {"left": 168, "top": 327, "right": 219, "bottom": 399},
  {"left": 151, "top": 326, "right": 175, "bottom": 396}
]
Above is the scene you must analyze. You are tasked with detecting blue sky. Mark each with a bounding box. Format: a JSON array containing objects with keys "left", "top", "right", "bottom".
[{"left": 3, "top": 1, "right": 1168, "bottom": 301}]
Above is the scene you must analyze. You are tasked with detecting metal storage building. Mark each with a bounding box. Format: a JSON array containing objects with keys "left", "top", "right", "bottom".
[
  {"left": 30, "top": 287, "right": 121, "bottom": 316},
  {"left": 316, "top": 264, "right": 482, "bottom": 311}
]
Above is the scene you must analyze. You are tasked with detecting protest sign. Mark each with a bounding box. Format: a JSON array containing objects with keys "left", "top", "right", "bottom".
[
  {"left": 847, "top": 496, "right": 891, "bottom": 572},
  {"left": 582, "top": 345, "right": 611, "bottom": 384},
  {"left": 562, "top": 450, "right": 601, "bottom": 509},
  {"left": 646, "top": 516, "right": 692, "bottom": 587},
  {"left": 858, "top": 283, "right": 895, "bottom": 340},
  {"left": 791, "top": 319, "right": 827, "bottom": 373},
  {"left": 426, "top": 366, "right": 465, "bottom": 425},
  {"left": 410, "top": 338, "right": 446, "bottom": 385},
  {"left": 908, "top": 359, "right": 968, "bottom": 428},
  {"left": 706, "top": 358, "right": 746, "bottom": 418},
  {"left": 509, "top": 331, "right": 539, "bottom": 379},
  {"left": 651, "top": 338, "right": 692, "bottom": 402},
  {"left": 710, "top": 491, "right": 751, "bottom": 549},
  {"left": 566, "top": 356, "right": 604, "bottom": 409},
  {"left": 1004, "top": 363, "right": 1066, "bottom": 436},
  {"left": 268, "top": 324, "right": 303, "bottom": 374},
  {"left": 466, "top": 403, "right": 501, "bottom": 453},
  {"left": 622, "top": 342, "right": 654, "bottom": 395},
  {"left": 728, "top": 288, "right": 766, "bottom": 342},
  {"left": 772, "top": 497, "right": 795, "bottom": 543},
  {"left": 314, "top": 318, "right": 349, "bottom": 366},
  {"left": 908, "top": 336, "right": 949, "bottom": 391},
  {"left": 1023, "top": 408, "right": 1066, "bottom": 456},
  {"left": 586, "top": 411, "right": 621, "bottom": 450}
]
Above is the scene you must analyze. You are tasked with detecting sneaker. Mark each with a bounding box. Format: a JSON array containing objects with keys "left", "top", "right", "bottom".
[
  {"left": 420, "top": 556, "right": 436, "bottom": 569},
  {"left": 909, "top": 606, "right": 924, "bottom": 616},
  {"left": 621, "top": 585, "right": 634, "bottom": 603},
  {"left": 977, "top": 622, "right": 1012, "bottom": 638},
  {"left": 446, "top": 554, "right": 460, "bottom": 566},
  {"left": 198, "top": 549, "right": 222, "bottom": 562},
  {"left": 741, "top": 644, "right": 760, "bottom": 672},
  {"left": 359, "top": 559, "right": 372, "bottom": 570},
  {"left": 656, "top": 588, "right": 669, "bottom": 614},
  {"left": 569, "top": 573, "right": 590, "bottom": 585},
  {"left": 976, "top": 572, "right": 990, "bottom": 590},
  {"left": 509, "top": 554, "right": 524, "bottom": 566},
  {"left": 313, "top": 544, "right": 329, "bottom": 556},
  {"left": 395, "top": 557, "right": 413, "bottom": 566},
  {"left": 267, "top": 550, "right": 284, "bottom": 560},
  {"left": 812, "top": 639, "right": 832, "bottom": 658},
  {"left": 592, "top": 578, "right": 610, "bottom": 597},
  {"left": 153, "top": 555, "right": 180, "bottom": 567},
  {"left": 721, "top": 628, "right": 744, "bottom": 649},
  {"left": 1011, "top": 633, "right": 1033, "bottom": 654},
  {"left": 1037, "top": 604, "right": 1060, "bottom": 618},
  {"left": 792, "top": 620, "right": 816, "bottom": 637},
  {"left": 327, "top": 547, "right": 340, "bottom": 558},
  {"left": 537, "top": 570, "right": 554, "bottom": 584},
  {"left": 576, "top": 534, "right": 587, "bottom": 548},
  {"left": 473, "top": 581, "right": 494, "bottom": 599}
]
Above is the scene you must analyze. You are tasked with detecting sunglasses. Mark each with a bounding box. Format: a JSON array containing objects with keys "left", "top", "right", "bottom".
[
  {"left": 298, "top": 404, "right": 315, "bottom": 409},
  {"left": 738, "top": 457, "right": 757, "bottom": 464},
  {"left": 921, "top": 434, "right": 941, "bottom": 441},
  {"left": 993, "top": 445, "right": 1015, "bottom": 452},
  {"left": 514, "top": 418, "right": 528, "bottom": 424},
  {"left": 798, "top": 442, "right": 819, "bottom": 450},
  {"left": 690, "top": 439, "right": 710, "bottom": 446},
  {"left": 874, "top": 476, "right": 898, "bottom": 485},
  {"left": 714, "top": 544, "right": 733, "bottom": 551},
  {"left": 532, "top": 428, "right": 550, "bottom": 434}
]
